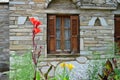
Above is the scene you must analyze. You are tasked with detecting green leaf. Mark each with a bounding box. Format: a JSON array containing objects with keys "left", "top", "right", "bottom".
[
  {"left": 36, "top": 70, "right": 41, "bottom": 80},
  {"left": 98, "top": 73, "right": 103, "bottom": 80},
  {"left": 105, "top": 60, "right": 113, "bottom": 73}
]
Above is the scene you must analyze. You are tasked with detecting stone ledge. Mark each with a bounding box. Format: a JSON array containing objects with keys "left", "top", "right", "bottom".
[
  {"left": 80, "top": 6, "right": 117, "bottom": 10},
  {"left": 47, "top": 53, "right": 80, "bottom": 58},
  {"left": 39, "top": 57, "right": 75, "bottom": 62}
]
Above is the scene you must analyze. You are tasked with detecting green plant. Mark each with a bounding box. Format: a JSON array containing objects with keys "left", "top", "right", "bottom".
[
  {"left": 10, "top": 52, "right": 35, "bottom": 80},
  {"left": 10, "top": 17, "right": 43, "bottom": 80},
  {"left": 114, "top": 42, "right": 120, "bottom": 54},
  {"left": 87, "top": 60, "right": 104, "bottom": 80},
  {"left": 98, "top": 59, "right": 120, "bottom": 80},
  {"left": 50, "top": 62, "right": 75, "bottom": 80}
]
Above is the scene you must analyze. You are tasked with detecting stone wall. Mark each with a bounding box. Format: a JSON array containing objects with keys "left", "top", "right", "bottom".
[
  {"left": 0, "top": 3, "right": 9, "bottom": 80},
  {"left": 9, "top": 0, "right": 47, "bottom": 55},
  {"left": 9, "top": 0, "right": 116, "bottom": 56},
  {"left": 80, "top": 10, "right": 114, "bottom": 55}
]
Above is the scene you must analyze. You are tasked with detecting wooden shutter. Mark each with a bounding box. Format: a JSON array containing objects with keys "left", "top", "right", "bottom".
[
  {"left": 70, "top": 15, "right": 79, "bottom": 52},
  {"left": 48, "top": 15, "right": 56, "bottom": 53},
  {"left": 115, "top": 16, "right": 120, "bottom": 39},
  {"left": 115, "top": 16, "right": 120, "bottom": 52}
]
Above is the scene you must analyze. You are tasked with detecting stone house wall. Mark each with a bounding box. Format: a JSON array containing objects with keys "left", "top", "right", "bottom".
[
  {"left": 9, "top": 0, "right": 116, "bottom": 56},
  {"left": 9, "top": 0, "right": 120, "bottom": 79}
]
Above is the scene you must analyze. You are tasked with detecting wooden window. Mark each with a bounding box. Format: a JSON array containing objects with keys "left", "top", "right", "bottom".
[
  {"left": 47, "top": 15, "right": 79, "bottom": 54},
  {"left": 115, "top": 15, "right": 120, "bottom": 53}
]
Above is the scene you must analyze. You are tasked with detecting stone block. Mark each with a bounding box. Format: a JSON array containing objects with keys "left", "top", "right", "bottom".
[
  {"left": 10, "top": 1, "right": 26, "bottom": 5},
  {"left": 99, "top": 17, "right": 108, "bottom": 26},
  {"left": 88, "top": 17, "right": 97, "bottom": 26},
  {"left": 18, "top": 17, "right": 27, "bottom": 25},
  {"left": 89, "top": 47, "right": 108, "bottom": 51},
  {"left": 9, "top": 7, "right": 16, "bottom": 10},
  {"left": 50, "top": 61, "right": 59, "bottom": 67},
  {"left": 29, "top": 2, "right": 35, "bottom": 4},
  {"left": 38, "top": 62, "right": 48, "bottom": 67},
  {"left": 65, "top": 61, "right": 89, "bottom": 80},
  {"left": 9, "top": 17, "right": 15, "bottom": 20},
  {"left": 0, "top": 73, "right": 8, "bottom": 80},
  {"left": 10, "top": 36, "right": 31, "bottom": 40},
  {"left": 33, "top": 0, "right": 45, "bottom": 2},
  {"left": 80, "top": 38, "right": 84, "bottom": 50},
  {"left": 10, "top": 45, "right": 32, "bottom": 50},
  {"left": 10, "top": 29, "right": 31, "bottom": 33},
  {"left": 80, "top": 51, "right": 92, "bottom": 55},
  {"left": 76, "top": 56, "right": 88, "bottom": 64},
  {"left": 84, "top": 43, "right": 96, "bottom": 47}
]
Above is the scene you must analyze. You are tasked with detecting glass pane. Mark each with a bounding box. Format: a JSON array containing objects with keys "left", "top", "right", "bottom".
[
  {"left": 56, "top": 17, "right": 61, "bottom": 29},
  {"left": 56, "top": 29, "right": 60, "bottom": 40},
  {"left": 64, "top": 17, "right": 70, "bottom": 28},
  {"left": 65, "top": 41, "right": 70, "bottom": 50},
  {"left": 65, "top": 30, "right": 70, "bottom": 40},
  {"left": 56, "top": 40, "right": 60, "bottom": 49}
]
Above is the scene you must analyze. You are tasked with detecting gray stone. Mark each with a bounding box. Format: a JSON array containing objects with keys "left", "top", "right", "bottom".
[
  {"left": 0, "top": 63, "right": 9, "bottom": 72},
  {"left": 92, "top": 0, "right": 105, "bottom": 4},
  {"left": 99, "top": 17, "right": 108, "bottom": 26},
  {"left": 50, "top": 61, "right": 59, "bottom": 67},
  {"left": 18, "top": 17, "right": 27, "bottom": 25},
  {"left": 10, "top": 36, "right": 31, "bottom": 40},
  {"left": 38, "top": 62, "right": 48, "bottom": 67},
  {"left": 117, "top": 0, "right": 120, "bottom": 3},
  {"left": 80, "top": 51, "right": 92, "bottom": 55},
  {"left": 0, "top": 73, "right": 8, "bottom": 80},
  {"left": 88, "top": 17, "right": 97, "bottom": 26},
  {"left": 29, "top": 2, "right": 35, "bottom": 4},
  {"left": 80, "top": 38, "right": 84, "bottom": 50},
  {"left": 76, "top": 56, "right": 88, "bottom": 64},
  {"left": 41, "top": 66, "right": 54, "bottom": 77},
  {"left": 9, "top": 1, "right": 26, "bottom": 5},
  {"left": 65, "top": 61, "right": 89, "bottom": 80},
  {"left": 9, "top": 7, "right": 16, "bottom": 10}
]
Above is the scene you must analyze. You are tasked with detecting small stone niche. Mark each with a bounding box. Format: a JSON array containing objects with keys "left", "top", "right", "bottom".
[{"left": 94, "top": 18, "right": 101, "bottom": 26}]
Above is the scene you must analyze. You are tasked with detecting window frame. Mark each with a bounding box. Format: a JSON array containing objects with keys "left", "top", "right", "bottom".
[{"left": 47, "top": 14, "right": 80, "bottom": 55}]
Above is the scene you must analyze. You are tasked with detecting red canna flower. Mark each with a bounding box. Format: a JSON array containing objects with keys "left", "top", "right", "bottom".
[
  {"left": 29, "top": 17, "right": 36, "bottom": 25},
  {"left": 29, "top": 17, "right": 42, "bottom": 28},
  {"left": 29, "top": 17, "right": 42, "bottom": 34},
  {"left": 33, "top": 28, "right": 41, "bottom": 34},
  {"left": 29, "top": 17, "right": 42, "bottom": 80},
  {"left": 35, "top": 20, "right": 41, "bottom": 28}
]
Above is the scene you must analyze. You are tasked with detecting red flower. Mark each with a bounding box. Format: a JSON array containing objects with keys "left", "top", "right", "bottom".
[
  {"left": 29, "top": 17, "right": 42, "bottom": 34},
  {"left": 29, "top": 17, "right": 42, "bottom": 28},
  {"left": 33, "top": 28, "right": 41, "bottom": 34}
]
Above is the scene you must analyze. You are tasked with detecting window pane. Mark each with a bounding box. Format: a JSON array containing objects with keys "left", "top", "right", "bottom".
[
  {"left": 56, "top": 17, "right": 61, "bottom": 29},
  {"left": 56, "top": 29, "right": 60, "bottom": 40},
  {"left": 56, "top": 40, "right": 60, "bottom": 49},
  {"left": 65, "top": 30, "right": 70, "bottom": 40},
  {"left": 65, "top": 41, "right": 70, "bottom": 50},
  {"left": 64, "top": 17, "right": 70, "bottom": 28}
]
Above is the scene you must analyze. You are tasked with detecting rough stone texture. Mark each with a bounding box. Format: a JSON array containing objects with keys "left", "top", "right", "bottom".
[{"left": 0, "top": 3, "right": 9, "bottom": 80}]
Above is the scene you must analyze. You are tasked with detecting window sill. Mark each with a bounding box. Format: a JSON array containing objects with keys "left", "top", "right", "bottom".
[{"left": 47, "top": 53, "right": 80, "bottom": 58}]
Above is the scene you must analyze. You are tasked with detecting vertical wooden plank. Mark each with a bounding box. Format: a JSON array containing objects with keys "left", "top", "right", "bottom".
[
  {"left": 70, "top": 15, "right": 79, "bottom": 53},
  {"left": 47, "top": 15, "right": 56, "bottom": 53}
]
